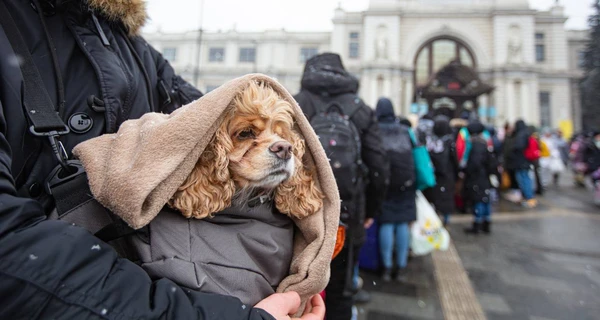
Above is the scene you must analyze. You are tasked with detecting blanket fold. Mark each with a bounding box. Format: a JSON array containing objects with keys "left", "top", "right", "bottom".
[{"left": 73, "top": 73, "right": 339, "bottom": 305}]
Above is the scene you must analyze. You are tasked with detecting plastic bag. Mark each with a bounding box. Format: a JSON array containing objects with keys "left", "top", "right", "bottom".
[{"left": 410, "top": 191, "right": 450, "bottom": 256}]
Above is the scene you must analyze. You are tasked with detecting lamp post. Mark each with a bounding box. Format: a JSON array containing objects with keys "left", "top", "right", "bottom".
[{"left": 193, "top": 0, "right": 205, "bottom": 87}]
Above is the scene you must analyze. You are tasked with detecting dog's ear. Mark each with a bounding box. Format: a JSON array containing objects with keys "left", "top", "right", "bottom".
[
  {"left": 275, "top": 130, "right": 324, "bottom": 219},
  {"left": 169, "top": 123, "right": 236, "bottom": 219}
]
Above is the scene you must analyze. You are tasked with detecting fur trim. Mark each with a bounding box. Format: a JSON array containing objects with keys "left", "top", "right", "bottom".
[{"left": 86, "top": 0, "right": 147, "bottom": 35}]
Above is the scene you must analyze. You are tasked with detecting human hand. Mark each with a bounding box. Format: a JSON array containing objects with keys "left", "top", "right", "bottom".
[
  {"left": 364, "top": 218, "right": 374, "bottom": 229},
  {"left": 254, "top": 292, "right": 325, "bottom": 320}
]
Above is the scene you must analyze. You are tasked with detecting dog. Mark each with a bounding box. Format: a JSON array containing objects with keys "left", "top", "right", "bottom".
[{"left": 169, "top": 80, "right": 324, "bottom": 220}]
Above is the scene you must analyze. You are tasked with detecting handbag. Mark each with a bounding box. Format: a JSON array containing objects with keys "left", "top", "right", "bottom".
[
  {"left": 410, "top": 191, "right": 450, "bottom": 256},
  {"left": 501, "top": 171, "right": 511, "bottom": 190},
  {"left": 409, "top": 129, "right": 436, "bottom": 190}
]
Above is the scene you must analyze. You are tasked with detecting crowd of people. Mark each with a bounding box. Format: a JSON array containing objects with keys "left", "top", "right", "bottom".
[{"left": 1, "top": 2, "right": 600, "bottom": 320}]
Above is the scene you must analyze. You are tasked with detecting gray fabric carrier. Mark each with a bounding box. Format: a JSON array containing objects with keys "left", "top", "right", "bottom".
[{"left": 132, "top": 200, "right": 295, "bottom": 306}]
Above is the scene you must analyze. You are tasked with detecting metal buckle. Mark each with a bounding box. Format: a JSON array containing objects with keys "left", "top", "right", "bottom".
[
  {"left": 45, "top": 160, "right": 85, "bottom": 196},
  {"left": 29, "top": 125, "right": 70, "bottom": 172}
]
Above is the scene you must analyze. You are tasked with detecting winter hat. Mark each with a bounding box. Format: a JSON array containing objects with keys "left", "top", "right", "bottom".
[
  {"left": 376, "top": 97, "right": 395, "bottom": 121},
  {"left": 467, "top": 121, "right": 485, "bottom": 135}
]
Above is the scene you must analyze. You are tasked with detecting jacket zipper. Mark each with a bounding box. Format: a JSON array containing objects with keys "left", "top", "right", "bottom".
[{"left": 90, "top": 11, "right": 110, "bottom": 46}]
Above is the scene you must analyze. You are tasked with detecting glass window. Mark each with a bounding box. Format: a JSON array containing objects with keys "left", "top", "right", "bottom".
[
  {"left": 540, "top": 91, "right": 551, "bottom": 128},
  {"left": 416, "top": 47, "right": 430, "bottom": 85},
  {"left": 536, "top": 44, "right": 545, "bottom": 62},
  {"left": 239, "top": 48, "right": 256, "bottom": 63},
  {"left": 349, "top": 32, "right": 360, "bottom": 59},
  {"left": 459, "top": 47, "right": 473, "bottom": 67},
  {"left": 432, "top": 40, "right": 457, "bottom": 73},
  {"left": 578, "top": 50, "right": 586, "bottom": 68},
  {"left": 209, "top": 48, "right": 225, "bottom": 62},
  {"left": 162, "top": 47, "right": 177, "bottom": 62},
  {"left": 349, "top": 43, "right": 360, "bottom": 59},
  {"left": 535, "top": 33, "right": 545, "bottom": 41},
  {"left": 300, "top": 47, "right": 318, "bottom": 63}
]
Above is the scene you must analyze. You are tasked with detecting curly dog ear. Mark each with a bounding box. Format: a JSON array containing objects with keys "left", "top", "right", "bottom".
[
  {"left": 275, "top": 129, "right": 324, "bottom": 219},
  {"left": 169, "top": 122, "right": 236, "bottom": 219}
]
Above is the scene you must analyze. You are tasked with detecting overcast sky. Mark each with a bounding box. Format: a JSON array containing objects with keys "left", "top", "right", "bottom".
[{"left": 143, "top": 0, "right": 593, "bottom": 33}]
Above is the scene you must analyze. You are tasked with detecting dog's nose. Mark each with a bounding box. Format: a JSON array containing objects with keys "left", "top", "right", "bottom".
[{"left": 269, "top": 141, "right": 292, "bottom": 160}]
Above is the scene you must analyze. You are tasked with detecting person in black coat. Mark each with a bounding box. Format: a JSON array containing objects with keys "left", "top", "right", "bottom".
[
  {"left": 424, "top": 116, "right": 458, "bottom": 225},
  {"left": 506, "top": 120, "right": 537, "bottom": 207},
  {"left": 463, "top": 121, "right": 498, "bottom": 234},
  {"left": 295, "top": 53, "right": 390, "bottom": 320},
  {"left": 375, "top": 98, "right": 416, "bottom": 282},
  {"left": 0, "top": 1, "right": 315, "bottom": 319},
  {"left": 585, "top": 132, "right": 600, "bottom": 179}
]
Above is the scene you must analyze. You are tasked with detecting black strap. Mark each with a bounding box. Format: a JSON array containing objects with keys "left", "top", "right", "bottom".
[
  {"left": 95, "top": 220, "right": 137, "bottom": 243},
  {"left": 51, "top": 172, "right": 94, "bottom": 216},
  {"left": 0, "top": 0, "right": 67, "bottom": 133}
]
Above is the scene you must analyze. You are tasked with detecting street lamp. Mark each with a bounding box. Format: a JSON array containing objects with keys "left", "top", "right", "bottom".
[{"left": 193, "top": 0, "right": 205, "bottom": 87}]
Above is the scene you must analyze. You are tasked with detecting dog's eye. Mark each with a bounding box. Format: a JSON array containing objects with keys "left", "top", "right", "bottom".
[{"left": 237, "top": 129, "right": 255, "bottom": 140}]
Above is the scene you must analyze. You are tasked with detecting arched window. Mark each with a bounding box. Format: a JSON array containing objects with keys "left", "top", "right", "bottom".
[{"left": 414, "top": 37, "right": 476, "bottom": 87}]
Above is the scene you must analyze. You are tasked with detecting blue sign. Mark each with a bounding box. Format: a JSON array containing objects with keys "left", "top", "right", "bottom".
[{"left": 411, "top": 103, "right": 419, "bottom": 114}]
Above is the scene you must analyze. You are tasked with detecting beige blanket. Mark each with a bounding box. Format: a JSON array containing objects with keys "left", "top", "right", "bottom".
[{"left": 73, "top": 73, "right": 339, "bottom": 305}]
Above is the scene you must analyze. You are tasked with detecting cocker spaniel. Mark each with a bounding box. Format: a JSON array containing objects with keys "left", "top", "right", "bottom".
[{"left": 169, "top": 81, "right": 324, "bottom": 219}]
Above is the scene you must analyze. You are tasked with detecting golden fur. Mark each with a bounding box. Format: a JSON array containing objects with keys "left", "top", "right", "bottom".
[
  {"left": 87, "top": 0, "right": 148, "bottom": 35},
  {"left": 169, "top": 81, "right": 324, "bottom": 219}
]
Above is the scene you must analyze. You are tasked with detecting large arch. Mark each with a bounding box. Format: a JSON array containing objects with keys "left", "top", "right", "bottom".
[
  {"left": 412, "top": 36, "right": 477, "bottom": 88},
  {"left": 403, "top": 26, "right": 491, "bottom": 71}
]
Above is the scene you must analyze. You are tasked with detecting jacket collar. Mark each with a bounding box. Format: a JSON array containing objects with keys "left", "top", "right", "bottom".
[{"left": 85, "top": 0, "right": 147, "bottom": 35}]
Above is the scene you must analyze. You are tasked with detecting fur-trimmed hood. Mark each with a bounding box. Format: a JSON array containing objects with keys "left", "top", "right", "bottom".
[{"left": 86, "top": 0, "right": 147, "bottom": 35}]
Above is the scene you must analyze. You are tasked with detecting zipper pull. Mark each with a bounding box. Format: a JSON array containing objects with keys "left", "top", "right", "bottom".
[{"left": 90, "top": 12, "right": 110, "bottom": 46}]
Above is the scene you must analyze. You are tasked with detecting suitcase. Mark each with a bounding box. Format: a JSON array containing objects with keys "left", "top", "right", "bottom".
[{"left": 358, "top": 221, "right": 379, "bottom": 270}]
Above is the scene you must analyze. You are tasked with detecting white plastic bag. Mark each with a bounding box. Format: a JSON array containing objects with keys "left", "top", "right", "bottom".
[{"left": 410, "top": 191, "right": 450, "bottom": 256}]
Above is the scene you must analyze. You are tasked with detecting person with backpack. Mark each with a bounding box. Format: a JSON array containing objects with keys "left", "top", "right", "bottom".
[
  {"left": 463, "top": 121, "right": 499, "bottom": 234},
  {"left": 508, "top": 120, "right": 538, "bottom": 208},
  {"left": 424, "top": 115, "right": 458, "bottom": 226},
  {"left": 295, "top": 53, "right": 390, "bottom": 320},
  {"left": 375, "top": 98, "right": 417, "bottom": 282},
  {"left": 0, "top": 1, "right": 315, "bottom": 319}
]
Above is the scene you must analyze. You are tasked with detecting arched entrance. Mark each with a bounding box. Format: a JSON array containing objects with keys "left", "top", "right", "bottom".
[{"left": 412, "top": 36, "right": 492, "bottom": 118}]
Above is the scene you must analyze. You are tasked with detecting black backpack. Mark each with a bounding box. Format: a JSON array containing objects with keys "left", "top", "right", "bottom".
[
  {"left": 379, "top": 123, "right": 415, "bottom": 193},
  {"left": 310, "top": 101, "right": 363, "bottom": 222}
]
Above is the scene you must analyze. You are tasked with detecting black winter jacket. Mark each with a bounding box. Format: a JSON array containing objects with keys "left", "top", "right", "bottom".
[
  {"left": 424, "top": 116, "right": 457, "bottom": 214},
  {"left": 294, "top": 53, "right": 390, "bottom": 244},
  {"left": 585, "top": 140, "right": 600, "bottom": 175},
  {"left": 464, "top": 123, "right": 498, "bottom": 204},
  {"left": 0, "top": 1, "right": 273, "bottom": 319},
  {"left": 506, "top": 120, "right": 531, "bottom": 171},
  {"left": 375, "top": 98, "right": 415, "bottom": 225}
]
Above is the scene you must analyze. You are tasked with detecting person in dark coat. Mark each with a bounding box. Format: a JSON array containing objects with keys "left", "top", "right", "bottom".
[
  {"left": 463, "top": 121, "right": 498, "bottom": 234},
  {"left": 0, "top": 1, "right": 314, "bottom": 319},
  {"left": 584, "top": 131, "right": 600, "bottom": 179},
  {"left": 507, "top": 120, "right": 537, "bottom": 207},
  {"left": 375, "top": 98, "right": 416, "bottom": 282},
  {"left": 424, "top": 116, "right": 458, "bottom": 225},
  {"left": 295, "top": 53, "right": 390, "bottom": 320}
]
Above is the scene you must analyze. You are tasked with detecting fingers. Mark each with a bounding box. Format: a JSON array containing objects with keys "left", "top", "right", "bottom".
[
  {"left": 298, "top": 294, "right": 325, "bottom": 320},
  {"left": 254, "top": 291, "right": 301, "bottom": 319},
  {"left": 280, "top": 291, "right": 301, "bottom": 315}
]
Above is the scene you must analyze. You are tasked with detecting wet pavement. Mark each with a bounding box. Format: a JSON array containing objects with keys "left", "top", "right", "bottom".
[
  {"left": 356, "top": 255, "right": 444, "bottom": 320},
  {"left": 356, "top": 172, "right": 600, "bottom": 320}
]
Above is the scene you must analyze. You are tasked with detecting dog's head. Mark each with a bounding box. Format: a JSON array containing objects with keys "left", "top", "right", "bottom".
[{"left": 169, "top": 81, "right": 323, "bottom": 219}]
